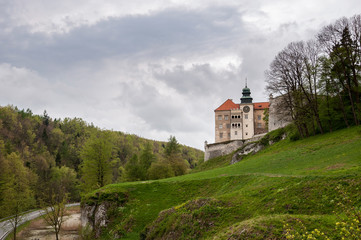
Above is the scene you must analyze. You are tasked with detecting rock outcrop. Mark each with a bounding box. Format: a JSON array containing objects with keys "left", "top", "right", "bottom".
[{"left": 81, "top": 202, "right": 112, "bottom": 238}]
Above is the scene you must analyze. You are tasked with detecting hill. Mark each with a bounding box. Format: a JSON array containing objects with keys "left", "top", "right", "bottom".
[
  {"left": 0, "top": 105, "right": 203, "bottom": 218},
  {"left": 82, "top": 125, "right": 361, "bottom": 239}
]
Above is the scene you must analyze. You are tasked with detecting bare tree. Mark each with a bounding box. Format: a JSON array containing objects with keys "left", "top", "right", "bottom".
[
  {"left": 42, "top": 189, "right": 68, "bottom": 240},
  {"left": 266, "top": 42, "right": 311, "bottom": 137},
  {"left": 41, "top": 167, "right": 72, "bottom": 240}
]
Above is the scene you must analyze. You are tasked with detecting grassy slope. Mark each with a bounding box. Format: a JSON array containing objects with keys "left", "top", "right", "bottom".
[{"left": 83, "top": 126, "right": 361, "bottom": 239}]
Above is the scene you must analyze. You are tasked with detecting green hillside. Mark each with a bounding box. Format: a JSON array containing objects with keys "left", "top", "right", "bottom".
[{"left": 83, "top": 126, "right": 361, "bottom": 239}]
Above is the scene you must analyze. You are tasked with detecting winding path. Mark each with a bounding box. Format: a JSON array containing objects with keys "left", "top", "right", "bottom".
[{"left": 0, "top": 203, "right": 80, "bottom": 240}]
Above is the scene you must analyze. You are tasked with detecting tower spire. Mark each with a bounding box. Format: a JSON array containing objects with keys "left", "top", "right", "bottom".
[{"left": 240, "top": 78, "right": 253, "bottom": 104}]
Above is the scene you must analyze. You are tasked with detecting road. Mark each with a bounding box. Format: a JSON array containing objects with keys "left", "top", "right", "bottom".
[{"left": 0, "top": 203, "right": 80, "bottom": 240}]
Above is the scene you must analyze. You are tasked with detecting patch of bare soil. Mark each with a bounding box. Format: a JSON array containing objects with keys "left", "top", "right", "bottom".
[
  {"left": 17, "top": 207, "right": 81, "bottom": 240},
  {"left": 326, "top": 163, "right": 346, "bottom": 170}
]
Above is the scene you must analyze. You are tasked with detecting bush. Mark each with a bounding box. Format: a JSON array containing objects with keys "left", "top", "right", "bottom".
[{"left": 147, "top": 161, "right": 175, "bottom": 180}]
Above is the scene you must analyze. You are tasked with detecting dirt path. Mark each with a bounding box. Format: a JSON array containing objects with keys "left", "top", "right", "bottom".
[{"left": 17, "top": 207, "right": 81, "bottom": 240}]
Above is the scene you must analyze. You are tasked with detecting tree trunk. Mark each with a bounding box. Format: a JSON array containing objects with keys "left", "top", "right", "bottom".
[
  {"left": 346, "top": 77, "right": 360, "bottom": 125},
  {"left": 338, "top": 92, "right": 350, "bottom": 127},
  {"left": 326, "top": 91, "right": 333, "bottom": 132},
  {"left": 13, "top": 226, "right": 17, "bottom": 240}
]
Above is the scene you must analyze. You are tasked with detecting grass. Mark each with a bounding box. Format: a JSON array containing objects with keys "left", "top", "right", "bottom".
[{"left": 82, "top": 126, "right": 361, "bottom": 239}]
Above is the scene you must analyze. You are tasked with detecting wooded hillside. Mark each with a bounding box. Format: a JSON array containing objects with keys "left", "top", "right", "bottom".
[{"left": 0, "top": 105, "right": 203, "bottom": 218}]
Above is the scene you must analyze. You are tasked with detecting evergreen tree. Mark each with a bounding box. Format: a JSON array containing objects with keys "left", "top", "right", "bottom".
[{"left": 164, "top": 136, "right": 188, "bottom": 176}]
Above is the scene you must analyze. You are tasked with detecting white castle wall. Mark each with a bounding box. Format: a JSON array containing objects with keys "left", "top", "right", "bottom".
[
  {"left": 268, "top": 95, "right": 292, "bottom": 132},
  {"left": 204, "top": 134, "right": 265, "bottom": 162}
]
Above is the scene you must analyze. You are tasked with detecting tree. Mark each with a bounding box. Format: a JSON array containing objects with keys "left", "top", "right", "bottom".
[
  {"left": 147, "top": 160, "right": 175, "bottom": 180},
  {"left": 51, "top": 166, "right": 79, "bottom": 201},
  {"left": 139, "top": 142, "right": 155, "bottom": 180},
  {"left": 0, "top": 153, "right": 35, "bottom": 240},
  {"left": 40, "top": 165, "right": 77, "bottom": 240},
  {"left": 80, "top": 131, "right": 113, "bottom": 193},
  {"left": 124, "top": 154, "right": 142, "bottom": 181},
  {"left": 164, "top": 136, "right": 188, "bottom": 176},
  {"left": 164, "top": 136, "right": 180, "bottom": 157},
  {"left": 41, "top": 186, "right": 68, "bottom": 240},
  {"left": 318, "top": 16, "right": 361, "bottom": 126}
]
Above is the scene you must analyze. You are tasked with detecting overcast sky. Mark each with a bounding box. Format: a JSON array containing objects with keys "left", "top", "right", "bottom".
[{"left": 0, "top": 0, "right": 360, "bottom": 150}]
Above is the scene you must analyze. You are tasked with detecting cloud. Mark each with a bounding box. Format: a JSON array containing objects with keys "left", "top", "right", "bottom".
[{"left": 1, "top": 1, "right": 361, "bottom": 150}]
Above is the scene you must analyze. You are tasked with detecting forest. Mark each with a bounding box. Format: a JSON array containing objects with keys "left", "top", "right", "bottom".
[
  {"left": 0, "top": 105, "right": 204, "bottom": 220},
  {"left": 266, "top": 14, "right": 361, "bottom": 137}
]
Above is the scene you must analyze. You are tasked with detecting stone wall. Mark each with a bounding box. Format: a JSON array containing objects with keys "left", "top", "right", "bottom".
[
  {"left": 268, "top": 95, "right": 292, "bottom": 132},
  {"left": 204, "top": 134, "right": 265, "bottom": 162}
]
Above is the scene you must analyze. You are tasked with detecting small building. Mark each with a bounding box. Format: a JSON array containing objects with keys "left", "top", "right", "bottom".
[{"left": 214, "top": 85, "right": 269, "bottom": 143}]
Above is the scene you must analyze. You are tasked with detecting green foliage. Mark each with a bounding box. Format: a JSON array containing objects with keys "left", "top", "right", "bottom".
[
  {"left": 80, "top": 131, "right": 113, "bottom": 193},
  {"left": 284, "top": 186, "right": 361, "bottom": 240},
  {"left": 124, "top": 154, "right": 142, "bottom": 181},
  {"left": 138, "top": 143, "right": 156, "bottom": 180},
  {"left": 142, "top": 198, "right": 230, "bottom": 239},
  {"left": 0, "top": 104, "right": 203, "bottom": 215},
  {"left": 82, "top": 126, "right": 361, "bottom": 239},
  {"left": 164, "top": 136, "right": 180, "bottom": 157},
  {"left": 263, "top": 108, "right": 269, "bottom": 130},
  {"left": 0, "top": 152, "right": 36, "bottom": 239},
  {"left": 164, "top": 136, "right": 188, "bottom": 176},
  {"left": 50, "top": 166, "right": 79, "bottom": 201},
  {"left": 192, "top": 153, "right": 232, "bottom": 173},
  {"left": 0, "top": 153, "right": 36, "bottom": 214},
  {"left": 148, "top": 161, "right": 175, "bottom": 180}
]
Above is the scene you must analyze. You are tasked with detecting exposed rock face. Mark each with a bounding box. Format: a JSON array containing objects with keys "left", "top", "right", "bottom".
[
  {"left": 81, "top": 191, "right": 128, "bottom": 238},
  {"left": 204, "top": 134, "right": 266, "bottom": 162},
  {"left": 81, "top": 202, "right": 111, "bottom": 238},
  {"left": 230, "top": 142, "right": 264, "bottom": 165}
]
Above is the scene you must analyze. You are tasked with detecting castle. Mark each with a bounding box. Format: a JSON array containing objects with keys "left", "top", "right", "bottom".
[
  {"left": 204, "top": 84, "right": 292, "bottom": 162},
  {"left": 214, "top": 84, "right": 269, "bottom": 143}
]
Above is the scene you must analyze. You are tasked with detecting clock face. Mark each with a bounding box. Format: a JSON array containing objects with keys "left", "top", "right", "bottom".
[{"left": 243, "top": 106, "right": 250, "bottom": 113}]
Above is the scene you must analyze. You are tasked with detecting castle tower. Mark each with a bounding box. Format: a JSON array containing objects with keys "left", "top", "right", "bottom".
[
  {"left": 240, "top": 79, "right": 253, "bottom": 104},
  {"left": 239, "top": 80, "right": 254, "bottom": 139}
]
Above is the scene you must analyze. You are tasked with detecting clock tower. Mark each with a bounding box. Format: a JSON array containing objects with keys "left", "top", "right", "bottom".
[{"left": 240, "top": 81, "right": 254, "bottom": 139}]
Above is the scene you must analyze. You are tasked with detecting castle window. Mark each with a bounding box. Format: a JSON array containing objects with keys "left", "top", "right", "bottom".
[
  {"left": 238, "top": 115, "right": 241, "bottom": 118},
  {"left": 246, "top": 132, "right": 248, "bottom": 135},
  {"left": 257, "top": 123, "right": 262, "bottom": 128},
  {"left": 219, "top": 124, "right": 223, "bottom": 129},
  {"left": 228, "top": 133, "right": 231, "bottom": 138},
  {"left": 227, "top": 124, "right": 230, "bottom": 129},
  {"left": 218, "top": 115, "right": 222, "bottom": 120},
  {"left": 257, "top": 115, "right": 261, "bottom": 120},
  {"left": 246, "top": 124, "right": 248, "bottom": 127},
  {"left": 245, "top": 114, "right": 248, "bottom": 119},
  {"left": 225, "top": 115, "right": 229, "bottom": 120},
  {"left": 238, "top": 123, "right": 240, "bottom": 127},
  {"left": 220, "top": 133, "right": 223, "bottom": 138},
  {"left": 232, "top": 115, "right": 234, "bottom": 119},
  {"left": 235, "top": 131, "right": 237, "bottom": 135}
]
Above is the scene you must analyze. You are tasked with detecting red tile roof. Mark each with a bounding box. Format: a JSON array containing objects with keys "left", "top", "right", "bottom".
[
  {"left": 253, "top": 102, "right": 270, "bottom": 110},
  {"left": 215, "top": 99, "right": 239, "bottom": 111}
]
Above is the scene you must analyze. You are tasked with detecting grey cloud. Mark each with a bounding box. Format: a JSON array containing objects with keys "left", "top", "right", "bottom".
[
  {"left": 152, "top": 63, "right": 241, "bottom": 98},
  {"left": 0, "top": 7, "right": 246, "bottom": 76},
  {"left": 116, "top": 80, "right": 199, "bottom": 133}
]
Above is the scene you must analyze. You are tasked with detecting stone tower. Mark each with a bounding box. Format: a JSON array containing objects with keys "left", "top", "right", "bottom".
[
  {"left": 240, "top": 80, "right": 253, "bottom": 104},
  {"left": 239, "top": 81, "right": 254, "bottom": 139}
]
